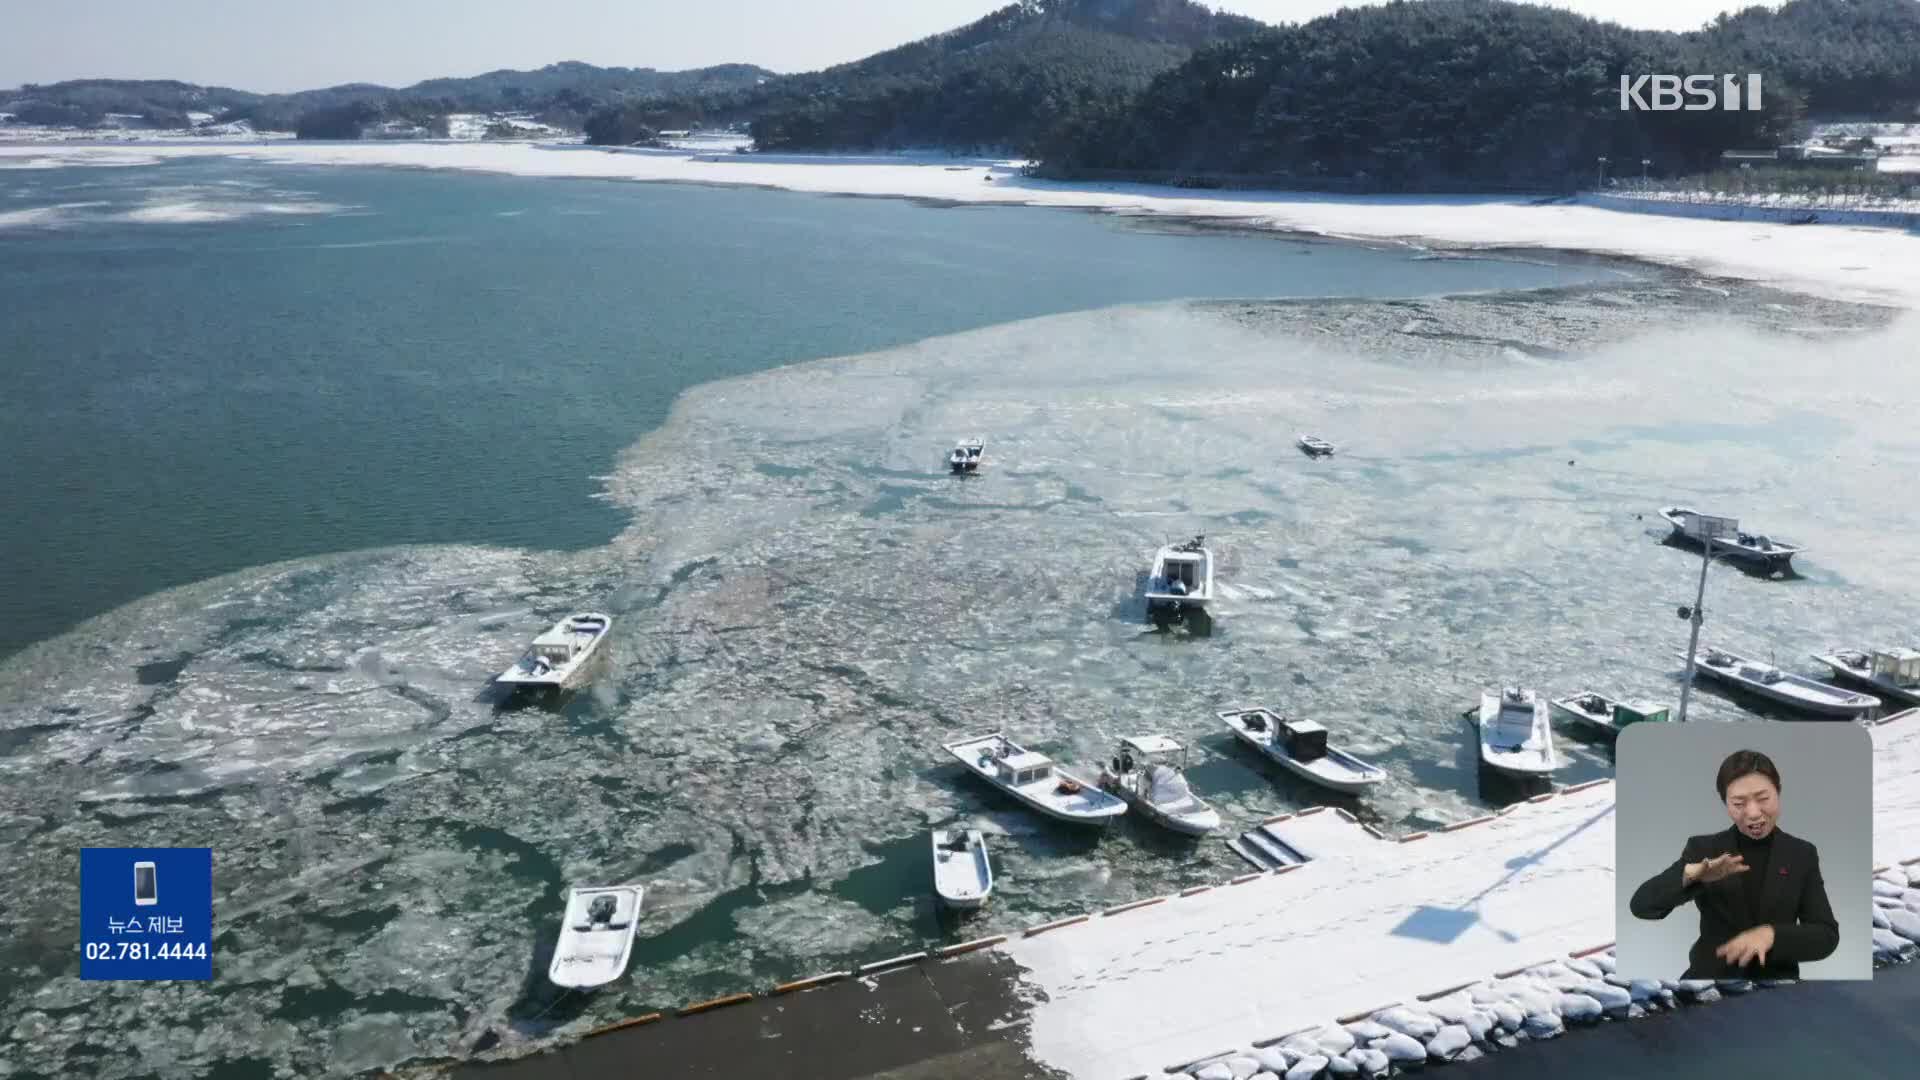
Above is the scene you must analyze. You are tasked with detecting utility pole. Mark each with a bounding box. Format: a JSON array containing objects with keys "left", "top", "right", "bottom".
[
  {"left": 1597, "top": 156, "right": 1609, "bottom": 188},
  {"left": 1641, "top": 158, "right": 1651, "bottom": 182},
  {"left": 1675, "top": 516, "right": 1734, "bottom": 723}
]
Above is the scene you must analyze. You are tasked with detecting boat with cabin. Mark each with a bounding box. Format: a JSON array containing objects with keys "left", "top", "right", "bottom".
[
  {"left": 1549, "top": 691, "right": 1671, "bottom": 737},
  {"left": 930, "top": 828, "right": 993, "bottom": 911},
  {"left": 948, "top": 438, "right": 984, "bottom": 474},
  {"left": 1657, "top": 507, "right": 1804, "bottom": 574},
  {"left": 495, "top": 612, "right": 612, "bottom": 690},
  {"left": 1811, "top": 647, "right": 1920, "bottom": 708},
  {"left": 1297, "top": 434, "right": 1335, "bottom": 458},
  {"left": 1477, "top": 687, "right": 1558, "bottom": 777},
  {"left": 1685, "top": 646, "right": 1881, "bottom": 717},
  {"left": 1145, "top": 535, "right": 1214, "bottom": 631},
  {"left": 1218, "top": 706, "right": 1387, "bottom": 794},
  {"left": 1080, "top": 735, "right": 1220, "bottom": 835},
  {"left": 943, "top": 732, "right": 1128, "bottom": 826},
  {"left": 547, "top": 884, "right": 643, "bottom": 989}
]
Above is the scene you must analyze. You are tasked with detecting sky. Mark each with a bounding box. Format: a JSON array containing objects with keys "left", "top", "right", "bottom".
[{"left": 3, "top": 1, "right": 1759, "bottom": 94}]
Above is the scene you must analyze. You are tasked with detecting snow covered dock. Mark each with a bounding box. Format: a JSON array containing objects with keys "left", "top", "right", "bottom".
[{"left": 998, "top": 708, "right": 1920, "bottom": 1080}]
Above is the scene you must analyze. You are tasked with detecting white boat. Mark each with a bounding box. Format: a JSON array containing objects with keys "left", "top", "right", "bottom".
[
  {"left": 943, "top": 732, "right": 1128, "bottom": 827},
  {"left": 1297, "top": 433, "right": 1335, "bottom": 457},
  {"left": 1811, "top": 647, "right": 1920, "bottom": 708},
  {"left": 1218, "top": 707, "right": 1387, "bottom": 794},
  {"left": 1145, "top": 535, "right": 1213, "bottom": 629},
  {"left": 1477, "top": 688, "right": 1558, "bottom": 777},
  {"left": 1685, "top": 646, "right": 1881, "bottom": 717},
  {"left": 1549, "top": 691, "right": 1671, "bottom": 737},
  {"left": 1078, "top": 735, "right": 1220, "bottom": 835},
  {"left": 930, "top": 829, "right": 993, "bottom": 910},
  {"left": 495, "top": 612, "right": 612, "bottom": 689},
  {"left": 1658, "top": 507, "right": 1804, "bottom": 574},
  {"left": 948, "top": 437, "right": 984, "bottom": 474},
  {"left": 547, "top": 884, "right": 642, "bottom": 989}
]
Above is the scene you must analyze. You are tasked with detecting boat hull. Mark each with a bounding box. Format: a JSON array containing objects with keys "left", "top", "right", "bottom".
[
  {"left": 1478, "top": 694, "right": 1557, "bottom": 777},
  {"left": 548, "top": 885, "right": 642, "bottom": 990},
  {"left": 1658, "top": 510, "right": 1802, "bottom": 572},
  {"left": 931, "top": 830, "right": 992, "bottom": 911},
  {"left": 1219, "top": 709, "right": 1385, "bottom": 794},
  {"left": 1686, "top": 651, "right": 1880, "bottom": 717},
  {"left": 1816, "top": 661, "right": 1920, "bottom": 708},
  {"left": 495, "top": 613, "right": 612, "bottom": 690},
  {"left": 943, "top": 737, "right": 1127, "bottom": 827}
]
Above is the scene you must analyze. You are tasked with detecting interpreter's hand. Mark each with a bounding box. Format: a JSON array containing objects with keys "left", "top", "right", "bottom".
[
  {"left": 1715, "top": 924, "right": 1775, "bottom": 968},
  {"left": 1685, "top": 853, "right": 1749, "bottom": 885}
]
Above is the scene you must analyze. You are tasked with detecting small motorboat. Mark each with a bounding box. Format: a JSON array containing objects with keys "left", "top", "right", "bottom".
[
  {"left": 1078, "top": 735, "right": 1220, "bottom": 835},
  {"left": 930, "top": 828, "right": 993, "bottom": 911},
  {"left": 1477, "top": 687, "right": 1558, "bottom": 777},
  {"left": 548, "top": 884, "right": 643, "bottom": 989},
  {"left": 948, "top": 438, "right": 984, "bottom": 474},
  {"left": 1297, "top": 434, "right": 1335, "bottom": 458},
  {"left": 495, "top": 612, "right": 612, "bottom": 690},
  {"left": 1685, "top": 646, "right": 1881, "bottom": 717},
  {"left": 1811, "top": 647, "right": 1920, "bottom": 708},
  {"left": 1657, "top": 507, "right": 1804, "bottom": 574},
  {"left": 943, "top": 732, "right": 1128, "bottom": 827},
  {"left": 1549, "top": 691, "right": 1670, "bottom": 737},
  {"left": 1145, "top": 535, "right": 1213, "bottom": 631},
  {"left": 1219, "top": 707, "right": 1386, "bottom": 794}
]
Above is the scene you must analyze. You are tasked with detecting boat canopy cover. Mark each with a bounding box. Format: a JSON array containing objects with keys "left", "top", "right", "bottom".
[
  {"left": 1122, "top": 734, "right": 1183, "bottom": 756},
  {"left": 999, "top": 751, "right": 1050, "bottom": 773},
  {"left": 1146, "top": 764, "right": 1192, "bottom": 804}
]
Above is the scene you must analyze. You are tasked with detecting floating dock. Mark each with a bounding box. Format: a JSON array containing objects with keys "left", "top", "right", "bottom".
[{"left": 440, "top": 708, "right": 1920, "bottom": 1080}]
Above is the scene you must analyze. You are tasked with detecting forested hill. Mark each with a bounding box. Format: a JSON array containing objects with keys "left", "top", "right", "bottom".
[
  {"left": 1031, "top": 0, "right": 1920, "bottom": 189},
  {"left": 0, "top": 62, "right": 775, "bottom": 133},
  {"left": 583, "top": 0, "right": 1266, "bottom": 151}
]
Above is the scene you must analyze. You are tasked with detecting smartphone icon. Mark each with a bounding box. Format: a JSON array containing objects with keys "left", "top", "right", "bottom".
[{"left": 134, "top": 861, "right": 157, "bottom": 905}]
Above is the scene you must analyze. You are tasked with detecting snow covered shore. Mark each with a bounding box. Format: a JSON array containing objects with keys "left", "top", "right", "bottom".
[
  {"left": 3, "top": 140, "right": 1918, "bottom": 309},
  {"left": 995, "top": 708, "right": 1920, "bottom": 1080}
]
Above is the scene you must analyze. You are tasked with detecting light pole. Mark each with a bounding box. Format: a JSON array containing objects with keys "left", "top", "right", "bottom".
[
  {"left": 1598, "top": 156, "right": 1609, "bottom": 188},
  {"left": 1675, "top": 519, "right": 1736, "bottom": 723},
  {"left": 1641, "top": 158, "right": 1651, "bottom": 182}
]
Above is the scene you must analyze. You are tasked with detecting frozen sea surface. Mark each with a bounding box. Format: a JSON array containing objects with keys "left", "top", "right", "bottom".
[{"left": 3, "top": 291, "right": 1919, "bottom": 1078}]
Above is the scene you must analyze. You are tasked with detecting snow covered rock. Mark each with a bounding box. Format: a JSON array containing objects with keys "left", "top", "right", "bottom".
[
  {"left": 1347, "top": 1047, "right": 1390, "bottom": 1075},
  {"left": 1717, "top": 979, "right": 1753, "bottom": 994},
  {"left": 1224, "top": 1055, "right": 1263, "bottom": 1078},
  {"left": 1907, "top": 867, "right": 1920, "bottom": 887},
  {"left": 1426, "top": 1024, "right": 1472, "bottom": 1060},
  {"left": 1693, "top": 987, "right": 1724, "bottom": 1003},
  {"left": 1874, "top": 926, "right": 1918, "bottom": 961},
  {"left": 1309, "top": 1026, "right": 1356, "bottom": 1056},
  {"left": 1194, "top": 1063, "right": 1234, "bottom": 1080},
  {"left": 1674, "top": 979, "right": 1716, "bottom": 995},
  {"left": 1558, "top": 992, "right": 1604, "bottom": 1022},
  {"left": 1873, "top": 906, "right": 1892, "bottom": 930},
  {"left": 1591, "top": 951, "right": 1617, "bottom": 974},
  {"left": 1280, "top": 1036, "right": 1322, "bottom": 1059},
  {"left": 1565, "top": 957, "right": 1604, "bottom": 979},
  {"left": 1342, "top": 1020, "right": 1391, "bottom": 1042},
  {"left": 1253, "top": 1048, "right": 1292, "bottom": 1074},
  {"left": 1467, "top": 984, "right": 1508, "bottom": 1005},
  {"left": 1325, "top": 1053, "right": 1358, "bottom": 1076},
  {"left": 1251, "top": 1074, "right": 1278, "bottom": 1080},
  {"left": 1579, "top": 979, "right": 1632, "bottom": 1010},
  {"left": 1522, "top": 1011, "right": 1565, "bottom": 1038},
  {"left": 1492, "top": 1032, "right": 1521, "bottom": 1050},
  {"left": 1461, "top": 1008, "right": 1493, "bottom": 1042},
  {"left": 1885, "top": 907, "right": 1920, "bottom": 943},
  {"left": 1373, "top": 1006, "right": 1441, "bottom": 1040},
  {"left": 1489, "top": 1001, "right": 1524, "bottom": 1031},
  {"left": 1286, "top": 1055, "right": 1328, "bottom": 1080},
  {"left": 1872, "top": 880, "right": 1907, "bottom": 899},
  {"left": 1627, "top": 978, "right": 1664, "bottom": 1003},
  {"left": 1376, "top": 1032, "right": 1427, "bottom": 1062}
]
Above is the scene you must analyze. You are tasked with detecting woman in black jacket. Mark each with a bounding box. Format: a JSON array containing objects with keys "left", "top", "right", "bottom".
[{"left": 1628, "top": 748, "right": 1839, "bottom": 979}]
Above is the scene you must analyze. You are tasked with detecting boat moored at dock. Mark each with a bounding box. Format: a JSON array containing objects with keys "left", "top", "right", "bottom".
[
  {"left": 930, "top": 828, "right": 993, "bottom": 911},
  {"left": 943, "top": 732, "right": 1128, "bottom": 827},
  {"left": 1477, "top": 687, "right": 1558, "bottom": 777},
  {"left": 1219, "top": 706, "right": 1386, "bottom": 794},
  {"left": 1686, "top": 646, "right": 1881, "bottom": 717},
  {"left": 1812, "top": 647, "right": 1920, "bottom": 708},
  {"left": 1548, "top": 691, "right": 1670, "bottom": 737},
  {"left": 1079, "top": 735, "right": 1220, "bottom": 835},
  {"left": 547, "top": 884, "right": 643, "bottom": 989}
]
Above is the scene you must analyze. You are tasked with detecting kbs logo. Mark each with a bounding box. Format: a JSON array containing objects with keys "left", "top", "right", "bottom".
[{"left": 1619, "top": 74, "right": 1763, "bottom": 111}]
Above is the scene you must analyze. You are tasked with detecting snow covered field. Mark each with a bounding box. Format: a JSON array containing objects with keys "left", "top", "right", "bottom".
[
  {"left": 3, "top": 140, "right": 1917, "bottom": 308},
  {"left": 999, "top": 710, "right": 1920, "bottom": 1080}
]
